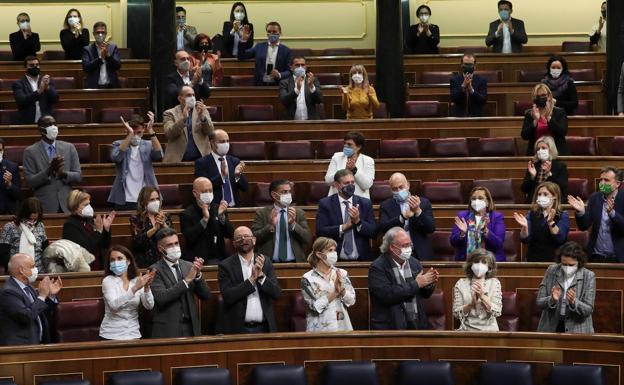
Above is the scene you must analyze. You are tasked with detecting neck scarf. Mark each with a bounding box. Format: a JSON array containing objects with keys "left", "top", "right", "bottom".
[
  {"left": 466, "top": 211, "right": 488, "bottom": 255},
  {"left": 391, "top": 258, "right": 418, "bottom": 326}
]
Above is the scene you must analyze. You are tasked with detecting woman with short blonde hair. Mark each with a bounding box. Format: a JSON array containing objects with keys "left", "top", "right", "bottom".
[
  {"left": 521, "top": 135, "right": 569, "bottom": 203},
  {"left": 521, "top": 83, "right": 569, "bottom": 156}
]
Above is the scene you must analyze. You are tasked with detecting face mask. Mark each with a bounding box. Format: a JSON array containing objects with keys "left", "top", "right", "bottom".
[
  {"left": 324, "top": 251, "right": 338, "bottom": 266},
  {"left": 267, "top": 33, "right": 280, "bottom": 44},
  {"left": 352, "top": 73, "right": 364, "bottom": 84},
  {"left": 398, "top": 246, "right": 412, "bottom": 261},
  {"left": 234, "top": 11, "right": 245, "bottom": 21},
  {"left": 19, "top": 22, "right": 30, "bottom": 31},
  {"left": 27, "top": 67, "right": 40, "bottom": 77},
  {"left": 601, "top": 10, "right": 607, "bottom": 18},
  {"left": 130, "top": 135, "right": 141, "bottom": 146},
  {"left": 110, "top": 260, "right": 128, "bottom": 276},
  {"left": 537, "top": 148, "right": 549, "bottom": 160},
  {"left": 179, "top": 60, "right": 191, "bottom": 72},
  {"left": 147, "top": 200, "right": 161, "bottom": 214},
  {"left": 68, "top": 17, "right": 80, "bottom": 26},
  {"left": 471, "top": 198, "right": 487, "bottom": 212},
  {"left": 199, "top": 44, "right": 211, "bottom": 52},
  {"left": 0, "top": 151, "right": 3, "bottom": 162},
  {"left": 340, "top": 184, "right": 355, "bottom": 198},
  {"left": 279, "top": 193, "right": 292, "bottom": 207},
  {"left": 462, "top": 64, "right": 474, "bottom": 74},
  {"left": 536, "top": 196, "right": 551, "bottom": 209},
  {"left": 343, "top": 146, "right": 354, "bottom": 157},
  {"left": 164, "top": 246, "right": 182, "bottom": 263},
  {"left": 499, "top": 10, "right": 510, "bottom": 21},
  {"left": 185, "top": 95, "right": 196, "bottom": 109},
  {"left": 599, "top": 182, "right": 614, "bottom": 196},
  {"left": 550, "top": 69, "right": 562, "bottom": 79},
  {"left": 95, "top": 33, "right": 106, "bottom": 44},
  {"left": 216, "top": 142, "right": 230, "bottom": 156},
  {"left": 44, "top": 125, "right": 59, "bottom": 141},
  {"left": 534, "top": 96, "right": 548, "bottom": 108},
  {"left": 471, "top": 262, "right": 488, "bottom": 278},
  {"left": 293, "top": 67, "right": 306, "bottom": 78},
  {"left": 26, "top": 267, "right": 38, "bottom": 284},
  {"left": 562, "top": 265, "right": 578, "bottom": 278},
  {"left": 177, "top": 17, "right": 186, "bottom": 26},
  {"left": 393, "top": 189, "right": 409, "bottom": 203},
  {"left": 419, "top": 15, "right": 430, "bottom": 23},
  {"left": 81, "top": 204, "right": 94, "bottom": 218},
  {"left": 200, "top": 192, "right": 213, "bottom": 204}
]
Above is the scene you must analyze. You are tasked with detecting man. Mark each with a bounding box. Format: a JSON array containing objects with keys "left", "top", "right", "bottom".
[
  {"left": 165, "top": 50, "right": 211, "bottom": 110},
  {"left": 485, "top": 0, "right": 527, "bottom": 53},
  {"left": 107, "top": 112, "right": 163, "bottom": 211},
  {"left": 449, "top": 53, "right": 488, "bottom": 117},
  {"left": 251, "top": 179, "right": 312, "bottom": 262},
  {"left": 175, "top": 6, "right": 198, "bottom": 52},
  {"left": 180, "top": 177, "right": 234, "bottom": 264},
  {"left": 12, "top": 56, "right": 58, "bottom": 125},
  {"left": 589, "top": 1, "right": 607, "bottom": 52},
  {"left": 316, "top": 169, "right": 377, "bottom": 261},
  {"left": 379, "top": 173, "right": 435, "bottom": 260},
  {"left": 238, "top": 21, "right": 293, "bottom": 86},
  {"left": 0, "top": 253, "right": 62, "bottom": 345},
  {"left": 278, "top": 56, "right": 323, "bottom": 120},
  {"left": 568, "top": 166, "right": 624, "bottom": 263},
  {"left": 368, "top": 227, "right": 439, "bottom": 330},
  {"left": 195, "top": 129, "right": 248, "bottom": 207},
  {"left": 81, "top": 22, "right": 121, "bottom": 89},
  {"left": 9, "top": 13, "right": 40, "bottom": 61},
  {"left": 150, "top": 228, "right": 211, "bottom": 338},
  {"left": 0, "top": 138, "right": 20, "bottom": 215},
  {"left": 163, "top": 85, "right": 214, "bottom": 163},
  {"left": 217, "top": 226, "right": 281, "bottom": 334},
  {"left": 23, "top": 115, "right": 82, "bottom": 213}
]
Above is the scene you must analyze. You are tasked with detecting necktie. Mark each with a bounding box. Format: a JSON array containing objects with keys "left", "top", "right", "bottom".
[
  {"left": 173, "top": 264, "right": 190, "bottom": 319},
  {"left": 47, "top": 145, "right": 56, "bottom": 160},
  {"left": 25, "top": 285, "right": 43, "bottom": 342},
  {"left": 278, "top": 209, "right": 288, "bottom": 261},
  {"left": 219, "top": 157, "right": 233, "bottom": 204},
  {"left": 343, "top": 201, "right": 354, "bottom": 257}
]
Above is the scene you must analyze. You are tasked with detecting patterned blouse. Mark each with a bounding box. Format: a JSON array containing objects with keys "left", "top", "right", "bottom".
[
  {"left": 129, "top": 213, "right": 173, "bottom": 268},
  {"left": 0, "top": 221, "right": 48, "bottom": 272},
  {"left": 452, "top": 277, "right": 502, "bottom": 331},
  {"left": 301, "top": 267, "right": 356, "bottom": 332}
]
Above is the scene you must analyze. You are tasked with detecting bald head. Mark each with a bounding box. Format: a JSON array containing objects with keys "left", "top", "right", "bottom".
[
  {"left": 234, "top": 226, "right": 253, "bottom": 239},
  {"left": 389, "top": 172, "right": 410, "bottom": 192},
  {"left": 192, "top": 177, "right": 213, "bottom": 200},
  {"left": 8, "top": 253, "right": 35, "bottom": 281},
  {"left": 210, "top": 129, "right": 230, "bottom": 153}
]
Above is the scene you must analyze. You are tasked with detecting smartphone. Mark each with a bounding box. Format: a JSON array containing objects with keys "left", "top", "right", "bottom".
[{"left": 266, "top": 63, "right": 274, "bottom": 75}]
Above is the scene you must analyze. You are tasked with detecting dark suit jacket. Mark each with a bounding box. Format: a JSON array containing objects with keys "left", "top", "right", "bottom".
[
  {"left": 251, "top": 205, "right": 312, "bottom": 262},
  {"left": 576, "top": 191, "right": 624, "bottom": 261},
  {"left": 9, "top": 31, "right": 41, "bottom": 61},
  {"left": 164, "top": 70, "right": 212, "bottom": 110},
  {"left": 150, "top": 258, "right": 211, "bottom": 337},
  {"left": 62, "top": 215, "right": 111, "bottom": 269},
  {"left": 378, "top": 197, "right": 435, "bottom": 260},
  {"left": 180, "top": 201, "right": 234, "bottom": 263},
  {"left": 521, "top": 159, "right": 569, "bottom": 203},
  {"left": 12, "top": 75, "right": 59, "bottom": 125},
  {"left": 237, "top": 41, "right": 293, "bottom": 86},
  {"left": 404, "top": 24, "right": 440, "bottom": 54},
  {"left": 449, "top": 73, "right": 487, "bottom": 117},
  {"left": 278, "top": 76, "right": 323, "bottom": 120},
  {"left": 368, "top": 253, "right": 434, "bottom": 330},
  {"left": 194, "top": 154, "right": 249, "bottom": 207},
  {"left": 60, "top": 28, "right": 89, "bottom": 60},
  {"left": 521, "top": 107, "right": 569, "bottom": 156},
  {"left": 81, "top": 43, "right": 121, "bottom": 88},
  {"left": 0, "top": 277, "right": 57, "bottom": 345},
  {"left": 315, "top": 194, "right": 377, "bottom": 260},
  {"left": 0, "top": 159, "right": 20, "bottom": 214},
  {"left": 485, "top": 17, "right": 528, "bottom": 53},
  {"left": 221, "top": 21, "right": 254, "bottom": 58},
  {"left": 216, "top": 253, "right": 282, "bottom": 334}
]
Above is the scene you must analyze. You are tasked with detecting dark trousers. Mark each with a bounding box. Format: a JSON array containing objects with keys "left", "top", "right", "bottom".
[
  {"left": 114, "top": 202, "right": 138, "bottom": 211},
  {"left": 244, "top": 321, "right": 269, "bottom": 334},
  {"left": 589, "top": 254, "right": 618, "bottom": 263}
]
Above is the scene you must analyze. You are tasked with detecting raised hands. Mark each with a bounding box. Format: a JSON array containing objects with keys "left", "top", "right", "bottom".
[
  {"left": 185, "top": 257, "right": 205, "bottom": 283},
  {"left": 102, "top": 211, "right": 116, "bottom": 231},
  {"left": 416, "top": 267, "right": 439, "bottom": 288},
  {"left": 218, "top": 200, "right": 228, "bottom": 216},
  {"left": 306, "top": 72, "right": 315, "bottom": 89},
  {"left": 146, "top": 111, "right": 155, "bottom": 134},
  {"left": 567, "top": 195, "right": 586, "bottom": 214},
  {"left": 566, "top": 287, "right": 576, "bottom": 305},
  {"left": 551, "top": 285, "right": 562, "bottom": 302},
  {"left": 454, "top": 217, "right": 468, "bottom": 235},
  {"left": 513, "top": 212, "right": 528, "bottom": 228},
  {"left": 120, "top": 116, "right": 134, "bottom": 136},
  {"left": 287, "top": 207, "right": 296, "bottom": 224}
]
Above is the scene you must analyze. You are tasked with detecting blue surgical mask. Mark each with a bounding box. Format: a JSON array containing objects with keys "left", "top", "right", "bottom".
[
  {"left": 343, "top": 146, "right": 354, "bottom": 157},
  {"left": 341, "top": 184, "right": 356, "bottom": 198},
  {"left": 499, "top": 10, "right": 510, "bottom": 21},
  {"left": 293, "top": 66, "right": 306, "bottom": 78},
  {"left": 110, "top": 260, "right": 128, "bottom": 276},
  {"left": 393, "top": 189, "right": 409, "bottom": 203},
  {"left": 268, "top": 33, "right": 280, "bottom": 44}
]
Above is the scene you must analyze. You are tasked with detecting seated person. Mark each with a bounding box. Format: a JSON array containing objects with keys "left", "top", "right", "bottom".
[
  {"left": 130, "top": 186, "right": 173, "bottom": 268},
  {"left": 450, "top": 186, "right": 506, "bottom": 262},
  {"left": 175, "top": 6, "right": 197, "bottom": 52},
  {"left": 237, "top": 21, "right": 292, "bottom": 86},
  {"left": 589, "top": 2, "right": 607, "bottom": 52},
  {"left": 542, "top": 55, "right": 578, "bottom": 116},
  {"left": 222, "top": 2, "right": 254, "bottom": 58},
  {"left": 82, "top": 22, "right": 121, "bottom": 89},
  {"left": 165, "top": 50, "right": 211, "bottom": 110},
  {"left": 521, "top": 136, "right": 568, "bottom": 203},
  {"left": 0, "top": 138, "right": 20, "bottom": 215},
  {"left": 450, "top": 53, "right": 487, "bottom": 117},
  {"left": 108, "top": 112, "right": 162, "bottom": 211},
  {"left": 60, "top": 8, "right": 89, "bottom": 60},
  {"left": 452, "top": 248, "right": 502, "bottom": 331},
  {"left": 340, "top": 65, "right": 380, "bottom": 119},
  {"left": 404, "top": 5, "right": 440, "bottom": 54},
  {"left": 485, "top": 0, "right": 527, "bottom": 53},
  {"left": 10, "top": 13, "right": 40, "bottom": 61},
  {"left": 521, "top": 83, "right": 569, "bottom": 155},
  {"left": 279, "top": 56, "right": 323, "bottom": 120},
  {"left": 324, "top": 131, "right": 374, "bottom": 198},
  {"left": 12, "top": 56, "right": 58, "bottom": 125},
  {"left": 190, "top": 34, "right": 223, "bottom": 87}
]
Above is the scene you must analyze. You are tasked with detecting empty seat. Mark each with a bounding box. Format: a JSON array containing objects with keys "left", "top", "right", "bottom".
[
  {"left": 291, "top": 48, "right": 313, "bottom": 57},
  {"left": 99, "top": 107, "right": 137, "bottom": 123},
  {"left": 39, "top": 381, "right": 91, "bottom": 385},
  {"left": 518, "top": 70, "right": 544, "bottom": 83},
  {"left": 0, "top": 79, "right": 16, "bottom": 91},
  {"left": 159, "top": 184, "right": 182, "bottom": 209},
  {"left": 53, "top": 299, "right": 104, "bottom": 342},
  {"left": 54, "top": 108, "right": 90, "bottom": 124},
  {"left": 567, "top": 230, "right": 589, "bottom": 251},
  {"left": 229, "top": 141, "right": 267, "bottom": 160},
  {"left": 315, "top": 73, "right": 341, "bottom": 86},
  {"left": 379, "top": 139, "right": 420, "bottom": 158},
  {"left": 422, "top": 289, "right": 445, "bottom": 330},
  {"left": 73, "top": 143, "right": 90, "bottom": 164},
  {"left": 421, "top": 182, "right": 462, "bottom": 204},
  {"left": 321, "top": 48, "right": 354, "bottom": 56},
  {"left": 272, "top": 141, "right": 314, "bottom": 160},
  {"left": 118, "top": 48, "right": 133, "bottom": 59},
  {"left": 207, "top": 105, "right": 223, "bottom": 121},
  {"left": 252, "top": 182, "right": 273, "bottom": 206},
  {"left": 107, "top": 371, "right": 164, "bottom": 385},
  {"left": 576, "top": 100, "right": 593, "bottom": 115},
  {"left": 396, "top": 361, "right": 454, "bottom": 385},
  {"left": 369, "top": 181, "right": 392, "bottom": 204},
  {"left": 429, "top": 231, "right": 455, "bottom": 261},
  {"left": 478, "top": 137, "right": 516, "bottom": 156},
  {"left": 404, "top": 101, "right": 440, "bottom": 118},
  {"left": 0, "top": 51, "right": 13, "bottom": 61},
  {"left": 513, "top": 101, "right": 532, "bottom": 116},
  {"left": 497, "top": 291, "right": 520, "bottom": 331},
  {"left": 318, "top": 139, "right": 343, "bottom": 159},
  {"left": 251, "top": 365, "right": 306, "bottom": 385},
  {"left": 306, "top": 181, "right": 330, "bottom": 205},
  {"left": 228, "top": 75, "right": 255, "bottom": 87},
  {"left": 420, "top": 71, "right": 453, "bottom": 84},
  {"left": 238, "top": 105, "right": 274, "bottom": 121},
  {"left": 3, "top": 146, "right": 26, "bottom": 165},
  {"left": 473, "top": 179, "right": 515, "bottom": 204},
  {"left": 612, "top": 137, "right": 624, "bottom": 156},
  {"left": 566, "top": 136, "right": 596, "bottom": 155},
  {"left": 567, "top": 178, "right": 589, "bottom": 200},
  {"left": 549, "top": 365, "right": 604, "bottom": 385},
  {"left": 173, "top": 367, "right": 231, "bottom": 385},
  {"left": 479, "top": 363, "right": 533, "bottom": 385},
  {"left": 323, "top": 362, "right": 379, "bottom": 385},
  {"left": 569, "top": 69, "right": 596, "bottom": 81},
  {"left": 429, "top": 138, "right": 469, "bottom": 157},
  {"left": 42, "top": 50, "right": 66, "bottom": 60},
  {"left": 475, "top": 70, "right": 502, "bottom": 83},
  {"left": 503, "top": 230, "right": 519, "bottom": 262},
  {"left": 562, "top": 41, "right": 593, "bottom": 52},
  {"left": 51, "top": 77, "right": 76, "bottom": 90},
  {"left": 0, "top": 109, "right": 18, "bottom": 125},
  {"left": 82, "top": 185, "right": 113, "bottom": 210},
  {"left": 290, "top": 291, "right": 307, "bottom": 332},
  {"left": 373, "top": 102, "right": 388, "bottom": 119}
]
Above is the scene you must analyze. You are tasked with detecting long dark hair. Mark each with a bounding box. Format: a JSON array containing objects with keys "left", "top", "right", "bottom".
[
  {"left": 14, "top": 197, "right": 43, "bottom": 226},
  {"left": 545, "top": 55, "right": 570, "bottom": 78},
  {"left": 229, "top": 2, "right": 250, "bottom": 24},
  {"left": 104, "top": 245, "right": 139, "bottom": 279}
]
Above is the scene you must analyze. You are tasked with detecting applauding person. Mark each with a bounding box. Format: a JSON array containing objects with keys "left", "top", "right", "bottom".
[
  {"left": 485, "top": 0, "right": 527, "bottom": 53},
  {"left": 82, "top": 22, "right": 121, "bottom": 88},
  {"left": 279, "top": 56, "right": 323, "bottom": 120},
  {"left": 521, "top": 136, "right": 568, "bottom": 203},
  {"left": 521, "top": 84, "right": 569, "bottom": 156},
  {"left": 450, "top": 53, "right": 487, "bottom": 117},
  {"left": 129, "top": 187, "right": 173, "bottom": 268},
  {"left": 324, "top": 131, "right": 375, "bottom": 198},
  {"left": 222, "top": 2, "right": 254, "bottom": 58},
  {"left": 405, "top": 5, "right": 440, "bottom": 54},
  {"left": 60, "top": 8, "right": 89, "bottom": 60},
  {"left": 10, "top": 13, "right": 40, "bottom": 61},
  {"left": 13, "top": 57, "right": 59, "bottom": 125},
  {"left": 341, "top": 65, "right": 380, "bottom": 119},
  {"left": 237, "top": 21, "right": 292, "bottom": 86}
]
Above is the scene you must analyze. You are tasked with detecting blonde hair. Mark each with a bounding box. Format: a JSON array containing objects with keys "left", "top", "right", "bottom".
[
  {"left": 348, "top": 64, "right": 370, "bottom": 88},
  {"left": 531, "top": 181, "right": 562, "bottom": 214},
  {"left": 468, "top": 186, "right": 496, "bottom": 212},
  {"left": 67, "top": 190, "right": 90, "bottom": 213},
  {"left": 307, "top": 237, "right": 337, "bottom": 267},
  {"left": 532, "top": 83, "right": 554, "bottom": 101},
  {"left": 533, "top": 136, "right": 558, "bottom": 161}
]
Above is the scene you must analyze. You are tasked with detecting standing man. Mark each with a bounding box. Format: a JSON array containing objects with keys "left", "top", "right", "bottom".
[
  {"left": 449, "top": 53, "right": 488, "bottom": 117},
  {"left": 0, "top": 138, "right": 20, "bottom": 215},
  {"left": 9, "top": 13, "right": 40, "bottom": 61},
  {"left": 82, "top": 22, "right": 121, "bottom": 89},
  {"left": 238, "top": 21, "right": 293, "bottom": 86},
  {"left": 217, "top": 226, "right": 282, "bottom": 334},
  {"left": 12, "top": 56, "right": 58, "bottom": 125},
  {"left": 278, "top": 56, "right": 323, "bottom": 120},
  {"left": 175, "top": 6, "right": 197, "bottom": 52},
  {"left": 165, "top": 50, "right": 211, "bottom": 110},
  {"left": 485, "top": 1, "right": 527, "bottom": 53}
]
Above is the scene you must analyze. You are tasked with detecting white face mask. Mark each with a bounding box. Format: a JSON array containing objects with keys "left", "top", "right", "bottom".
[
  {"left": 351, "top": 73, "right": 364, "bottom": 84},
  {"left": 81, "top": 204, "right": 94, "bottom": 218},
  {"left": 25, "top": 267, "right": 38, "bottom": 284},
  {"left": 536, "top": 195, "right": 552, "bottom": 209},
  {"left": 471, "top": 198, "right": 487, "bottom": 212},
  {"left": 130, "top": 135, "right": 141, "bottom": 146},
  {"left": 324, "top": 251, "right": 338, "bottom": 266},
  {"left": 398, "top": 246, "right": 412, "bottom": 261},
  {"left": 234, "top": 11, "right": 245, "bottom": 21},
  {"left": 147, "top": 200, "right": 161, "bottom": 214},
  {"left": 184, "top": 96, "right": 196, "bottom": 109},
  {"left": 164, "top": 246, "right": 182, "bottom": 263},
  {"left": 471, "top": 262, "right": 488, "bottom": 278},
  {"left": 419, "top": 14, "right": 430, "bottom": 23},
  {"left": 216, "top": 142, "right": 230, "bottom": 156},
  {"left": 68, "top": 17, "right": 80, "bottom": 26},
  {"left": 199, "top": 192, "right": 213, "bottom": 204},
  {"left": 536, "top": 148, "right": 549, "bottom": 161},
  {"left": 562, "top": 264, "right": 578, "bottom": 278},
  {"left": 279, "top": 193, "right": 292, "bottom": 207},
  {"left": 550, "top": 69, "right": 563, "bottom": 79},
  {"left": 45, "top": 125, "right": 59, "bottom": 141},
  {"left": 19, "top": 22, "right": 30, "bottom": 31},
  {"left": 0, "top": 151, "right": 3, "bottom": 162},
  {"left": 178, "top": 60, "right": 191, "bottom": 72}
]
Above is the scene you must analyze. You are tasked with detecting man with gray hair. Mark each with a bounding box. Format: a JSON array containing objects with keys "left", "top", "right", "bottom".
[{"left": 368, "top": 227, "right": 439, "bottom": 330}]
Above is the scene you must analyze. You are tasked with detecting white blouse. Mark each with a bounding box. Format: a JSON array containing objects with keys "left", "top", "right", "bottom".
[
  {"left": 99, "top": 275, "right": 155, "bottom": 340},
  {"left": 324, "top": 152, "right": 375, "bottom": 198},
  {"left": 301, "top": 267, "right": 356, "bottom": 332},
  {"left": 452, "top": 277, "right": 502, "bottom": 331}
]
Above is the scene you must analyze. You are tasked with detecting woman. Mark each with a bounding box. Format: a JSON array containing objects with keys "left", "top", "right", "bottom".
[
  {"left": 191, "top": 33, "right": 223, "bottom": 87},
  {"left": 324, "top": 131, "right": 375, "bottom": 198},
  {"left": 62, "top": 190, "right": 115, "bottom": 270},
  {"left": 301, "top": 237, "right": 356, "bottom": 332},
  {"left": 129, "top": 186, "right": 173, "bottom": 268},
  {"left": 99, "top": 245, "right": 155, "bottom": 340},
  {"left": 221, "top": 2, "right": 253, "bottom": 58},
  {"left": 521, "top": 136, "right": 568, "bottom": 203},
  {"left": 521, "top": 83, "right": 569, "bottom": 156},
  {"left": 0, "top": 197, "right": 48, "bottom": 272},
  {"left": 59, "top": 8, "right": 89, "bottom": 60},
  {"left": 536, "top": 241, "right": 595, "bottom": 333},
  {"left": 450, "top": 186, "right": 506, "bottom": 262},
  {"left": 452, "top": 248, "right": 502, "bottom": 331},
  {"left": 541, "top": 55, "right": 578, "bottom": 116},
  {"left": 340, "top": 65, "right": 381, "bottom": 119},
  {"left": 404, "top": 5, "right": 440, "bottom": 54},
  {"left": 514, "top": 181, "right": 570, "bottom": 262}
]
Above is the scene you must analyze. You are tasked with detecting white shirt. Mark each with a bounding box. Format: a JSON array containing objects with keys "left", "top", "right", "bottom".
[
  {"left": 338, "top": 195, "right": 359, "bottom": 260},
  {"left": 590, "top": 20, "right": 606, "bottom": 52},
  {"left": 263, "top": 43, "right": 280, "bottom": 83},
  {"left": 325, "top": 152, "right": 375, "bottom": 198},
  {"left": 293, "top": 76, "right": 309, "bottom": 121},
  {"left": 97, "top": 45, "right": 109, "bottom": 86},
  {"left": 501, "top": 24, "right": 512, "bottom": 54},
  {"left": 393, "top": 259, "right": 408, "bottom": 279},
  {"left": 124, "top": 144, "right": 144, "bottom": 203},
  {"left": 26, "top": 74, "right": 41, "bottom": 122},
  {"left": 177, "top": 30, "right": 185, "bottom": 51},
  {"left": 560, "top": 273, "right": 576, "bottom": 316},
  {"left": 178, "top": 70, "right": 191, "bottom": 86},
  {"left": 238, "top": 254, "right": 264, "bottom": 323},
  {"left": 211, "top": 151, "right": 236, "bottom": 206},
  {"left": 99, "top": 275, "right": 154, "bottom": 340}
]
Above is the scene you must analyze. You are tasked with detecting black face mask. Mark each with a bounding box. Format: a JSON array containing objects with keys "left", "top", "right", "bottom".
[
  {"left": 601, "top": 10, "right": 607, "bottom": 18},
  {"left": 199, "top": 45, "right": 211, "bottom": 52},
  {"left": 462, "top": 64, "right": 474, "bottom": 74},
  {"left": 26, "top": 67, "right": 40, "bottom": 77},
  {"left": 534, "top": 96, "right": 548, "bottom": 108}
]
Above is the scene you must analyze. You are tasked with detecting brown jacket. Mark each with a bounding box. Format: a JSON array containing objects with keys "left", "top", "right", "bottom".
[{"left": 163, "top": 105, "right": 214, "bottom": 163}]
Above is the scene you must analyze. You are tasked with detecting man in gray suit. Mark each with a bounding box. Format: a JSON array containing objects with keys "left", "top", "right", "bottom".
[
  {"left": 23, "top": 115, "right": 82, "bottom": 213},
  {"left": 150, "top": 227, "right": 211, "bottom": 338}
]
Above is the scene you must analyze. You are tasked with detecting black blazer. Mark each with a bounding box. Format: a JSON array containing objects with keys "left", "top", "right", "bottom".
[
  {"left": 60, "top": 28, "right": 89, "bottom": 60},
  {"left": 221, "top": 21, "right": 254, "bottom": 58},
  {"left": 449, "top": 73, "right": 488, "bottom": 117},
  {"left": 542, "top": 76, "right": 579, "bottom": 116},
  {"left": 180, "top": 201, "right": 234, "bottom": 263},
  {"left": 216, "top": 253, "right": 282, "bottom": 334},
  {"left": 521, "top": 107, "right": 569, "bottom": 156},
  {"left": 61, "top": 215, "right": 111, "bottom": 269},
  {"left": 164, "top": 70, "right": 212, "bottom": 110},
  {"left": 485, "top": 17, "right": 528, "bottom": 53},
  {"left": 12, "top": 75, "right": 59, "bottom": 125},
  {"left": 81, "top": 43, "right": 121, "bottom": 88},
  {"left": 404, "top": 24, "right": 440, "bottom": 54},
  {"left": 9, "top": 31, "right": 41, "bottom": 61},
  {"left": 278, "top": 76, "right": 324, "bottom": 120},
  {"left": 521, "top": 159, "right": 569, "bottom": 203},
  {"left": 0, "top": 159, "right": 20, "bottom": 214},
  {"left": 194, "top": 154, "right": 249, "bottom": 207},
  {"left": 576, "top": 191, "right": 624, "bottom": 261}
]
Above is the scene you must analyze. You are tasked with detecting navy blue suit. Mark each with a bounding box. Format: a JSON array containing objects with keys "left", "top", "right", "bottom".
[
  {"left": 576, "top": 191, "right": 624, "bottom": 262},
  {"left": 378, "top": 197, "right": 435, "bottom": 260},
  {"left": 12, "top": 75, "right": 59, "bottom": 125},
  {"left": 81, "top": 43, "right": 121, "bottom": 88},
  {"left": 315, "top": 194, "right": 377, "bottom": 260},
  {"left": 194, "top": 154, "right": 249, "bottom": 207},
  {"left": 237, "top": 41, "right": 293, "bottom": 86},
  {"left": 0, "top": 158, "right": 20, "bottom": 214},
  {"left": 449, "top": 73, "right": 487, "bottom": 117}
]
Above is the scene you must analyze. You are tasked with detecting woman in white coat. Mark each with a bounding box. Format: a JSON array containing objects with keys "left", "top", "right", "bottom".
[{"left": 324, "top": 131, "right": 375, "bottom": 198}]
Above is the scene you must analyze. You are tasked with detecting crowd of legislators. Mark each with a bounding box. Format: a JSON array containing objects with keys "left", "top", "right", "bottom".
[{"left": 0, "top": 0, "right": 617, "bottom": 344}]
